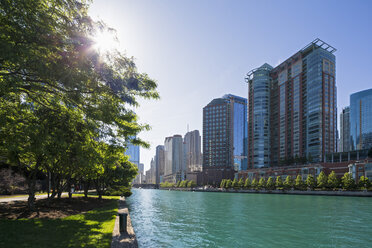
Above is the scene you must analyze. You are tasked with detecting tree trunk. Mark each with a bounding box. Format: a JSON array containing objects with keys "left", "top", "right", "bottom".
[
  {"left": 83, "top": 180, "right": 90, "bottom": 198},
  {"left": 95, "top": 180, "right": 102, "bottom": 200},
  {"left": 27, "top": 175, "right": 36, "bottom": 211}
]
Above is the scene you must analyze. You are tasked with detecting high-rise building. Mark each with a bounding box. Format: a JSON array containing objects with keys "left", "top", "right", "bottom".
[
  {"left": 350, "top": 88, "right": 372, "bottom": 150},
  {"left": 340, "top": 107, "right": 350, "bottom": 152},
  {"left": 247, "top": 63, "right": 272, "bottom": 168},
  {"left": 155, "top": 145, "right": 165, "bottom": 183},
  {"left": 164, "top": 135, "right": 184, "bottom": 182},
  {"left": 184, "top": 130, "right": 202, "bottom": 172},
  {"left": 246, "top": 39, "right": 337, "bottom": 166},
  {"left": 125, "top": 141, "right": 140, "bottom": 167},
  {"left": 202, "top": 94, "right": 247, "bottom": 171}
]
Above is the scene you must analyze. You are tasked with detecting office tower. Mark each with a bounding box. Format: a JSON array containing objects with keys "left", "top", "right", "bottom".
[
  {"left": 155, "top": 145, "right": 165, "bottom": 183},
  {"left": 164, "top": 135, "right": 184, "bottom": 182},
  {"left": 202, "top": 94, "right": 247, "bottom": 171},
  {"left": 340, "top": 107, "right": 350, "bottom": 152},
  {"left": 246, "top": 39, "right": 337, "bottom": 166},
  {"left": 184, "top": 130, "right": 202, "bottom": 172},
  {"left": 247, "top": 63, "right": 272, "bottom": 168},
  {"left": 125, "top": 138, "right": 140, "bottom": 167},
  {"left": 138, "top": 163, "right": 144, "bottom": 175},
  {"left": 350, "top": 88, "right": 372, "bottom": 150}
]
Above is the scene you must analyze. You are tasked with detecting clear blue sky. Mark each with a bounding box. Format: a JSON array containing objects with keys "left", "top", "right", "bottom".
[{"left": 89, "top": 0, "right": 372, "bottom": 170}]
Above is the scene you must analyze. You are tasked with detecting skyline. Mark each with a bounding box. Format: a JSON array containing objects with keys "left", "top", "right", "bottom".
[{"left": 89, "top": 0, "right": 372, "bottom": 170}]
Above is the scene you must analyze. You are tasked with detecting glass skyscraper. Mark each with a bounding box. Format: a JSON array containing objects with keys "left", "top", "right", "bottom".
[
  {"left": 350, "top": 88, "right": 372, "bottom": 150},
  {"left": 125, "top": 140, "right": 140, "bottom": 167},
  {"left": 340, "top": 107, "right": 350, "bottom": 152},
  {"left": 202, "top": 94, "right": 247, "bottom": 171},
  {"left": 246, "top": 39, "right": 337, "bottom": 167}
]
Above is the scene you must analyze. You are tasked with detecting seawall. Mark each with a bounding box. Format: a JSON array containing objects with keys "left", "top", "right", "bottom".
[{"left": 160, "top": 188, "right": 372, "bottom": 197}]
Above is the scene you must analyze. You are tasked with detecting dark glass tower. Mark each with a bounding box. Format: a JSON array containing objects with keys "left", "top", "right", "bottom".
[{"left": 202, "top": 94, "right": 247, "bottom": 170}]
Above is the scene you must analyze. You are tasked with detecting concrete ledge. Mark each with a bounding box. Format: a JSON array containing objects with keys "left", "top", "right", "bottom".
[
  {"left": 111, "top": 197, "right": 138, "bottom": 248},
  {"left": 160, "top": 188, "right": 372, "bottom": 197}
]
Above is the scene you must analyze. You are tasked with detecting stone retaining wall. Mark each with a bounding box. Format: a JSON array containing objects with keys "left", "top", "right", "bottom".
[
  {"left": 111, "top": 197, "right": 138, "bottom": 248},
  {"left": 160, "top": 188, "right": 372, "bottom": 197}
]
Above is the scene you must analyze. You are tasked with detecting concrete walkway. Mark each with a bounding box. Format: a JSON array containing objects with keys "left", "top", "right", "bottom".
[
  {"left": 0, "top": 193, "right": 69, "bottom": 203},
  {"left": 111, "top": 197, "right": 138, "bottom": 248}
]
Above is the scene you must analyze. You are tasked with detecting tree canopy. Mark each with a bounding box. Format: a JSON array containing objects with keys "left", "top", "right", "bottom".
[{"left": 0, "top": 0, "right": 158, "bottom": 210}]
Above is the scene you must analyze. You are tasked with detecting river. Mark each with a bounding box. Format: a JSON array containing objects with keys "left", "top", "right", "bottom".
[{"left": 127, "top": 189, "right": 372, "bottom": 247}]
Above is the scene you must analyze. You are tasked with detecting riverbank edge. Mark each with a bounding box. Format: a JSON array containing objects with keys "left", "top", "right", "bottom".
[
  {"left": 111, "top": 196, "right": 138, "bottom": 248},
  {"left": 159, "top": 188, "right": 372, "bottom": 197}
]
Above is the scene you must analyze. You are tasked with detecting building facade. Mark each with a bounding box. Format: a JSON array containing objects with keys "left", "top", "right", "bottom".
[
  {"left": 164, "top": 135, "right": 185, "bottom": 183},
  {"left": 350, "top": 88, "right": 372, "bottom": 151},
  {"left": 246, "top": 39, "right": 337, "bottom": 167},
  {"left": 184, "top": 130, "right": 202, "bottom": 172},
  {"left": 202, "top": 94, "right": 247, "bottom": 171},
  {"left": 155, "top": 145, "right": 165, "bottom": 183},
  {"left": 340, "top": 107, "right": 350, "bottom": 152}
]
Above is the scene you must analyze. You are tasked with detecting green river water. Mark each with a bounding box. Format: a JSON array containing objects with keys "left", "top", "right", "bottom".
[{"left": 127, "top": 189, "right": 372, "bottom": 247}]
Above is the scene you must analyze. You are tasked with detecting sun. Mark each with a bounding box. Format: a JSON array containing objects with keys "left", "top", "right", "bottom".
[{"left": 93, "top": 30, "right": 118, "bottom": 54}]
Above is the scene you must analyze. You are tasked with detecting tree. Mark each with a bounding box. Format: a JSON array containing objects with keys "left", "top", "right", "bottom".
[
  {"left": 187, "top": 180, "right": 196, "bottom": 188},
  {"left": 317, "top": 171, "right": 328, "bottom": 190},
  {"left": 220, "top": 179, "right": 226, "bottom": 189},
  {"left": 266, "top": 177, "right": 275, "bottom": 190},
  {"left": 176, "top": 181, "right": 181, "bottom": 188},
  {"left": 327, "top": 171, "right": 339, "bottom": 190},
  {"left": 232, "top": 179, "right": 238, "bottom": 189},
  {"left": 0, "top": 0, "right": 158, "bottom": 211},
  {"left": 358, "top": 176, "right": 370, "bottom": 190},
  {"left": 238, "top": 178, "right": 244, "bottom": 188},
  {"left": 258, "top": 178, "right": 266, "bottom": 190},
  {"left": 341, "top": 172, "right": 355, "bottom": 190},
  {"left": 225, "top": 179, "right": 232, "bottom": 189},
  {"left": 244, "top": 178, "right": 251, "bottom": 189},
  {"left": 295, "top": 175, "right": 305, "bottom": 190},
  {"left": 275, "top": 176, "right": 283, "bottom": 190},
  {"left": 251, "top": 179, "right": 258, "bottom": 190},
  {"left": 283, "top": 176, "right": 293, "bottom": 190},
  {"left": 305, "top": 174, "right": 316, "bottom": 190}
]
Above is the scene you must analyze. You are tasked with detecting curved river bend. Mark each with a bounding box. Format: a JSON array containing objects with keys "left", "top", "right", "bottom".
[{"left": 127, "top": 189, "right": 372, "bottom": 248}]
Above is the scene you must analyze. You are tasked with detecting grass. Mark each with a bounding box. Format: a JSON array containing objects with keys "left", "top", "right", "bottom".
[{"left": 0, "top": 195, "right": 120, "bottom": 248}]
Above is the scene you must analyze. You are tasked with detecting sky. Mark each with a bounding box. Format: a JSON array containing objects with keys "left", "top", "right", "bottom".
[{"left": 89, "top": 0, "right": 372, "bottom": 171}]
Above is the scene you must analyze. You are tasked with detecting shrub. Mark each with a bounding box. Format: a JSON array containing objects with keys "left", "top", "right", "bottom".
[
  {"left": 327, "top": 171, "right": 339, "bottom": 190},
  {"left": 295, "top": 175, "right": 305, "bottom": 190},
  {"left": 220, "top": 179, "right": 226, "bottom": 189},
  {"left": 275, "top": 176, "right": 283, "bottom": 190},
  {"left": 244, "top": 178, "right": 251, "bottom": 189},
  {"left": 358, "top": 176, "right": 370, "bottom": 190},
  {"left": 238, "top": 178, "right": 244, "bottom": 188},
  {"left": 258, "top": 178, "right": 266, "bottom": 190},
  {"left": 187, "top": 180, "right": 196, "bottom": 188},
  {"left": 317, "top": 171, "right": 328, "bottom": 189},
  {"left": 225, "top": 179, "right": 232, "bottom": 189},
  {"left": 266, "top": 177, "right": 275, "bottom": 190},
  {"left": 283, "top": 176, "right": 293, "bottom": 190},
  {"left": 341, "top": 172, "right": 355, "bottom": 190},
  {"left": 232, "top": 179, "right": 238, "bottom": 189},
  {"left": 105, "top": 186, "right": 132, "bottom": 197},
  {"left": 305, "top": 174, "right": 316, "bottom": 190},
  {"left": 251, "top": 178, "right": 258, "bottom": 190}
]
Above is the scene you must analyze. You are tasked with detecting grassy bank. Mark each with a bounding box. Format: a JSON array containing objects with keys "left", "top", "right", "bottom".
[{"left": 0, "top": 195, "right": 119, "bottom": 248}]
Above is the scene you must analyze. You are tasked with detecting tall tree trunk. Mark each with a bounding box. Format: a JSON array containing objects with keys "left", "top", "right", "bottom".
[
  {"left": 83, "top": 180, "right": 90, "bottom": 198},
  {"left": 95, "top": 180, "right": 102, "bottom": 200},
  {"left": 27, "top": 174, "right": 36, "bottom": 211},
  {"left": 67, "top": 178, "right": 72, "bottom": 199}
]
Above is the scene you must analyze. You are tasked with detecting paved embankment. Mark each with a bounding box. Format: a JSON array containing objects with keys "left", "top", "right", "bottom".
[
  {"left": 111, "top": 197, "right": 138, "bottom": 248},
  {"left": 160, "top": 188, "right": 372, "bottom": 197},
  {"left": 0, "top": 193, "right": 70, "bottom": 203}
]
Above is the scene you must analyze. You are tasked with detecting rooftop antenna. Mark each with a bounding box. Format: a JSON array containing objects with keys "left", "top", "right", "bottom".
[{"left": 187, "top": 124, "right": 189, "bottom": 133}]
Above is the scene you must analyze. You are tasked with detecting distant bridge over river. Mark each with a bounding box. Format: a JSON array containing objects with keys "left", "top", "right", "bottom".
[{"left": 132, "top": 184, "right": 159, "bottom": 189}]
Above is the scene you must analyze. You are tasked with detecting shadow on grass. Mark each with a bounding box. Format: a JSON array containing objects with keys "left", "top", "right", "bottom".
[{"left": 0, "top": 201, "right": 118, "bottom": 248}]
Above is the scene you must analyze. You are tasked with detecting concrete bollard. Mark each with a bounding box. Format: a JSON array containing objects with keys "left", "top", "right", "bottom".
[{"left": 119, "top": 213, "right": 128, "bottom": 233}]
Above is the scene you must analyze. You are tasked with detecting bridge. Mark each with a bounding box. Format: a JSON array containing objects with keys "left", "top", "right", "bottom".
[{"left": 132, "top": 184, "right": 159, "bottom": 189}]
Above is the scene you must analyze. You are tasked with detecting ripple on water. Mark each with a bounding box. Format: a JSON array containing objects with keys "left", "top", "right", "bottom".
[{"left": 127, "top": 189, "right": 372, "bottom": 248}]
